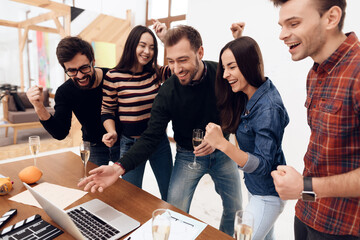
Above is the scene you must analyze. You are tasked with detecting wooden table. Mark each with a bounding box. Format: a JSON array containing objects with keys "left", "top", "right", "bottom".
[{"left": 0, "top": 151, "right": 234, "bottom": 239}]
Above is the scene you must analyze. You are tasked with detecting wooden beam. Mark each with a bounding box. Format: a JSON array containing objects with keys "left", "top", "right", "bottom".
[
  {"left": 51, "top": 12, "right": 65, "bottom": 38},
  {"left": 12, "top": 0, "right": 50, "bottom": 5},
  {"left": 11, "top": 0, "right": 70, "bottom": 14},
  {"left": 19, "top": 27, "right": 29, "bottom": 52},
  {"left": 0, "top": 19, "right": 19, "bottom": 28},
  {"left": 27, "top": 25, "right": 58, "bottom": 34},
  {"left": 18, "top": 28, "right": 27, "bottom": 92},
  {"left": 145, "top": 14, "right": 186, "bottom": 27},
  {"left": 126, "top": 9, "right": 131, "bottom": 23},
  {"left": 146, "top": 0, "right": 149, "bottom": 23},
  {"left": 0, "top": 20, "right": 58, "bottom": 33},
  {"left": 168, "top": 0, "right": 171, "bottom": 19},
  {"left": 18, "top": 11, "right": 62, "bottom": 28},
  {"left": 63, "top": 13, "right": 71, "bottom": 36}
]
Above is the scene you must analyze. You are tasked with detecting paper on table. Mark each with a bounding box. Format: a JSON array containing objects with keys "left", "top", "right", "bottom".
[
  {"left": 128, "top": 209, "right": 207, "bottom": 240},
  {"left": 9, "top": 182, "right": 87, "bottom": 209}
]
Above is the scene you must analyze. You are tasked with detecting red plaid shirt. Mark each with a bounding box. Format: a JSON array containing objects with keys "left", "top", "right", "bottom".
[{"left": 295, "top": 32, "right": 360, "bottom": 236}]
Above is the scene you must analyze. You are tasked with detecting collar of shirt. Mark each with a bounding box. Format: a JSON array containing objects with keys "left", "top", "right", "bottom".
[
  {"left": 312, "top": 32, "right": 358, "bottom": 74},
  {"left": 244, "top": 78, "right": 270, "bottom": 116},
  {"left": 187, "top": 61, "right": 207, "bottom": 86}
]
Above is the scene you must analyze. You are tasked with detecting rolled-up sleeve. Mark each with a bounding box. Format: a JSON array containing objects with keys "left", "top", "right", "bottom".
[{"left": 239, "top": 152, "right": 260, "bottom": 173}]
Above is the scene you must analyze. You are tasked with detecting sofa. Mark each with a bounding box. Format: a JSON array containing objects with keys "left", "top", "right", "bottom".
[{"left": 1, "top": 90, "right": 55, "bottom": 144}]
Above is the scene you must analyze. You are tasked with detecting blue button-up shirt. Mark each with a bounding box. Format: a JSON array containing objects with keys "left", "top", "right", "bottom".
[{"left": 236, "top": 78, "right": 289, "bottom": 196}]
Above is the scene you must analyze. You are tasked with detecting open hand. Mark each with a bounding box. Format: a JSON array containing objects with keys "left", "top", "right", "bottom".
[{"left": 77, "top": 165, "right": 121, "bottom": 193}]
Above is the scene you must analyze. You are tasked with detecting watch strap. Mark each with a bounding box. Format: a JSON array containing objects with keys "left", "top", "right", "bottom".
[{"left": 303, "top": 177, "right": 313, "bottom": 191}]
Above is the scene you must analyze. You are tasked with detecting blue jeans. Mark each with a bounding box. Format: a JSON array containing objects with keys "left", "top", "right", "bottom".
[
  {"left": 167, "top": 145, "right": 242, "bottom": 236},
  {"left": 120, "top": 134, "right": 173, "bottom": 201},
  {"left": 246, "top": 193, "right": 286, "bottom": 240},
  {"left": 89, "top": 143, "right": 120, "bottom": 166}
]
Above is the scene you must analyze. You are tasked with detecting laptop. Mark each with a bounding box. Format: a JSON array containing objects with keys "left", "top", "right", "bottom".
[{"left": 23, "top": 182, "right": 140, "bottom": 240}]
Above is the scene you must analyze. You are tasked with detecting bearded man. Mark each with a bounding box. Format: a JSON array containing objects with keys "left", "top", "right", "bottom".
[{"left": 27, "top": 36, "right": 120, "bottom": 165}]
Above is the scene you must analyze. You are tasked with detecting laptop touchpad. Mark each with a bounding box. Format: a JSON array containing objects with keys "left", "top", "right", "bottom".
[{"left": 95, "top": 206, "right": 122, "bottom": 222}]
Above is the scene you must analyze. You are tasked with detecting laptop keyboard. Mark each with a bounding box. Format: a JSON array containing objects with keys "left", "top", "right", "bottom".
[{"left": 68, "top": 207, "right": 120, "bottom": 240}]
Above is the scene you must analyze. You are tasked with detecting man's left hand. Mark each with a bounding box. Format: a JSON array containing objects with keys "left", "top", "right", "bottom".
[{"left": 194, "top": 140, "right": 215, "bottom": 156}]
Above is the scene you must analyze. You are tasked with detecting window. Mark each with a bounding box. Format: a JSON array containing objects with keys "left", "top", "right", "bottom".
[
  {"left": 170, "top": 0, "right": 188, "bottom": 16},
  {"left": 146, "top": 0, "right": 187, "bottom": 65}
]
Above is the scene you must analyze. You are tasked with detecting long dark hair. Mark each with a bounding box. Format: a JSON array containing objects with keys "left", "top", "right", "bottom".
[
  {"left": 114, "top": 25, "right": 160, "bottom": 81},
  {"left": 216, "top": 36, "right": 266, "bottom": 133}
]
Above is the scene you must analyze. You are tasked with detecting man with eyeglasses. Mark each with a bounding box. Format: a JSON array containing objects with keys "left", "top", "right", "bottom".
[{"left": 26, "top": 36, "right": 120, "bottom": 166}]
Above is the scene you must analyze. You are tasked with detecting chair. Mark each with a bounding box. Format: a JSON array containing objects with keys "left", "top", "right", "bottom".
[{"left": 1, "top": 91, "right": 55, "bottom": 144}]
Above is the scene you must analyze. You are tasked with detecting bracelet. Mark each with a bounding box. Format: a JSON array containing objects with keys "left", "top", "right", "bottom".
[{"left": 114, "top": 162, "right": 126, "bottom": 174}]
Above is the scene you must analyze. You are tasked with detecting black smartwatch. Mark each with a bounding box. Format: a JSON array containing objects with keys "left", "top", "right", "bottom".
[{"left": 302, "top": 177, "right": 316, "bottom": 202}]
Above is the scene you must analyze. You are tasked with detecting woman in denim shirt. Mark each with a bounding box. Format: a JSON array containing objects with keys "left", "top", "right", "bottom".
[{"left": 205, "top": 36, "right": 289, "bottom": 240}]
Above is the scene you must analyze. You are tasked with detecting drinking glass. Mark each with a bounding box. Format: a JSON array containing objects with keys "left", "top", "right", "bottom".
[
  {"left": 29, "top": 136, "right": 40, "bottom": 166},
  {"left": 152, "top": 209, "right": 171, "bottom": 240},
  {"left": 79, "top": 141, "right": 90, "bottom": 181},
  {"left": 234, "top": 210, "right": 254, "bottom": 240},
  {"left": 188, "top": 129, "right": 203, "bottom": 169}
]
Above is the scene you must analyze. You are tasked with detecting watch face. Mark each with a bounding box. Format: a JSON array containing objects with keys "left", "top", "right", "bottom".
[{"left": 302, "top": 191, "right": 316, "bottom": 202}]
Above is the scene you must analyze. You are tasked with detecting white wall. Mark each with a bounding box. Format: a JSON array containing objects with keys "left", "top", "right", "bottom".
[
  {"left": 187, "top": 0, "right": 360, "bottom": 174},
  {"left": 0, "top": 28, "right": 21, "bottom": 86}
]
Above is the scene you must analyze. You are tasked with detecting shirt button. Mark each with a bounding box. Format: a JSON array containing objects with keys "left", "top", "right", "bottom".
[{"left": 318, "top": 81, "right": 322, "bottom": 84}]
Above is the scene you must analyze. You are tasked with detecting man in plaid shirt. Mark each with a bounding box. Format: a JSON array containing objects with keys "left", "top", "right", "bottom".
[{"left": 269, "top": 0, "right": 360, "bottom": 239}]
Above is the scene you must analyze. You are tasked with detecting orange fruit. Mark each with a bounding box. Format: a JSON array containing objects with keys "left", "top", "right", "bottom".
[{"left": 18, "top": 166, "right": 43, "bottom": 184}]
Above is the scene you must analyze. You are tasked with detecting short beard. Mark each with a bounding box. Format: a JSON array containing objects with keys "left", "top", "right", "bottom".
[
  {"left": 188, "top": 59, "right": 200, "bottom": 84},
  {"left": 73, "top": 69, "right": 96, "bottom": 90}
]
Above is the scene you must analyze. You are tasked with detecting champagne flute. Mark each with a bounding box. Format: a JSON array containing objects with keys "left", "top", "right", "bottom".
[
  {"left": 29, "top": 136, "right": 40, "bottom": 166},
  {"left": 188, "top": 129, "right": 203, "bottom": 169},
  {"left": 234, "top": 210, "right": 254, "bottom": 240},
  {"left": 152, "top": 209, "right": 171, "bottom": 240},
  {"left": 79, "top": 141, "right": 90, "bottom": 181}
]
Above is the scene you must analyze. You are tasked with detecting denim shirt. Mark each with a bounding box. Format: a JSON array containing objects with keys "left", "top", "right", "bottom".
[{"left": 236, "top": 78, "right": 289, "bottom": 196}]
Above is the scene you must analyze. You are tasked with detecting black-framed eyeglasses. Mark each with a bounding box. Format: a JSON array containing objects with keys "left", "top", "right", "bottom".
[{"left": 65, "top": 62, "right": 92, "bottom": 77}]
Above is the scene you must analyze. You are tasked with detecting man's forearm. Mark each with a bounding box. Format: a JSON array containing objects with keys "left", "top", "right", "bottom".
[
  {"left": 313, "top": 168, "right": 360, "bottom": 198},
  {"left": 34, "top": 105, "right": 51, "bottom": 121}
]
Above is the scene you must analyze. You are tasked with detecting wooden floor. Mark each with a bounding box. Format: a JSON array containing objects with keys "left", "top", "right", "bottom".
[{"left": 0, "top": 137, "right": 74, "bottom": 160}]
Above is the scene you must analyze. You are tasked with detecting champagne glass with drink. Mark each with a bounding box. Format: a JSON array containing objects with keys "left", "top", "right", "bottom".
[
  {"left": 29, "top": 136, "right": 40, "bottom": 166},
  {"left": 234, "top": 210, "right": 254, "bottom": 240},
  {"left": 79, "top": 141, "right": 90, "bottom": 181},
  {"left": 188, "top": 129, "right": 203, "bottom": 169},
  {"left": 152, "top": 209, "right": 171, "bottom": 240}
]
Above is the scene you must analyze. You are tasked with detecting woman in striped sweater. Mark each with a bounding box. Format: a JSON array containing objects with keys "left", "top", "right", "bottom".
[{"left": 100, "top": 25, "right": 173, "bottom": 201}]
